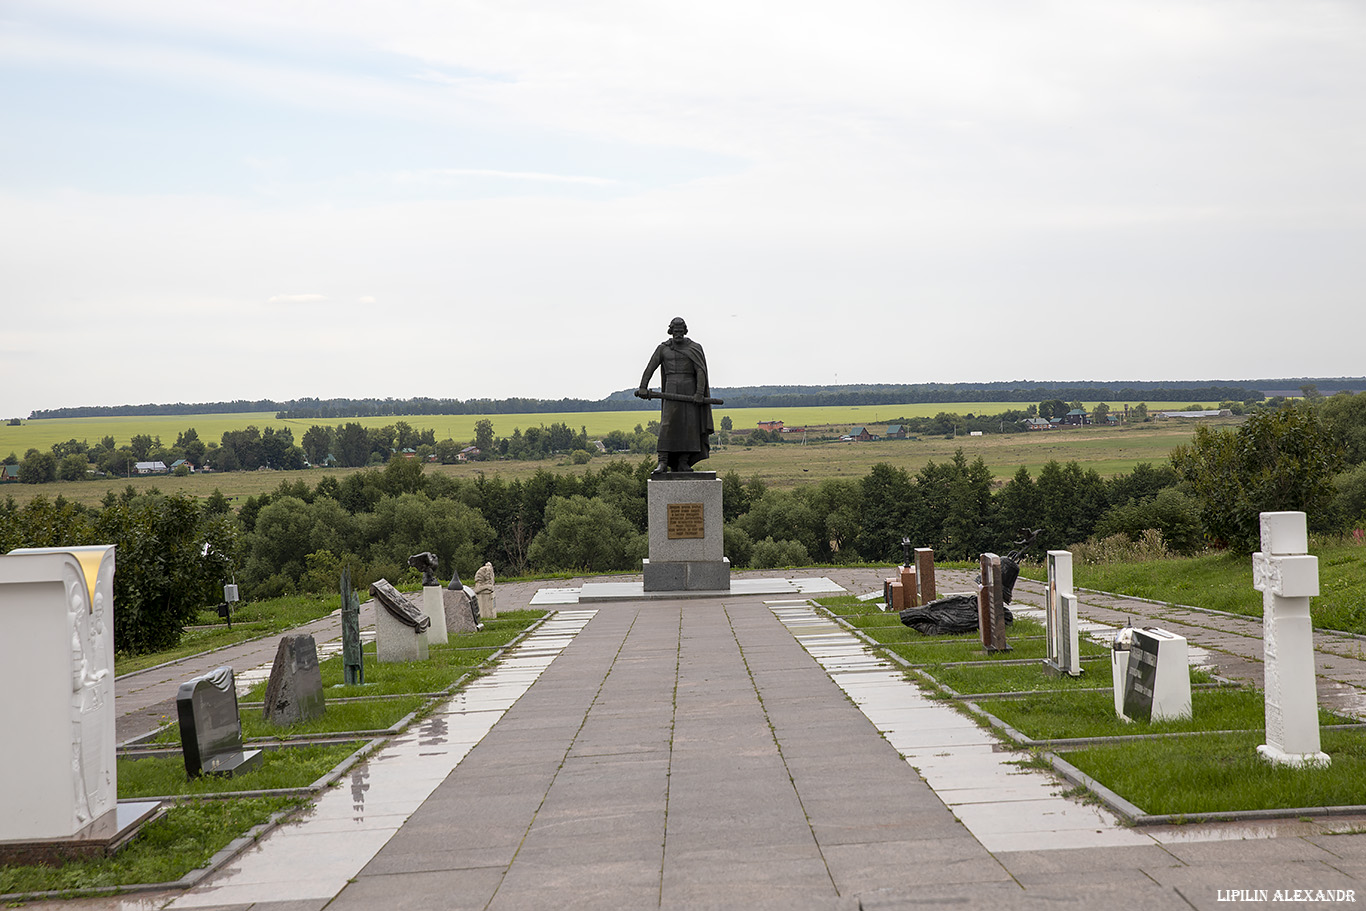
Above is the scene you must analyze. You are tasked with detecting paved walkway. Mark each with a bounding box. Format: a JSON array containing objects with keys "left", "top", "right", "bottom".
[{"left": 33, "top": 568, "right": 1366, "bottom": 910}]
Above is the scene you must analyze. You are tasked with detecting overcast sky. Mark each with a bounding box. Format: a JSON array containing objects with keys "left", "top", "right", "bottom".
[{"left": 3, "top": 1, "right": 1364, "bottom": 418}]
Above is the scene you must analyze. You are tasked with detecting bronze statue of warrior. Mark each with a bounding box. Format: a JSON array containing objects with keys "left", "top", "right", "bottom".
[{"left": 636, "top": 317, "right": 721, "bottom": 474}]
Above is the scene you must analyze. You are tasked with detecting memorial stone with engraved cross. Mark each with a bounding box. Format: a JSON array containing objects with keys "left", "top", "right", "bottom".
[{"left": 1252, "top": 511, "right": 1329, "bottom": 767}]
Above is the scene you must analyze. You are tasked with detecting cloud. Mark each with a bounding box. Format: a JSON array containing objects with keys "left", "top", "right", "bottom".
[
  {"left": 268, "top": 293, "right": 327, "bottom": 304},
  {"left": 395, "top": 168, "right": 621, "bottom": 187}
]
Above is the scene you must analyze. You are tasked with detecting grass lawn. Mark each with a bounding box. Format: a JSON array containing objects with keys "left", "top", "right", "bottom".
[
  {"left": 117, "top": 742, "right": 361, "bottom": 799},
  {"left": 977, "top": 687, "right": 1349, "bottom": 742},
  {"left": 148, "top": 696, "right": 428, "bottom": 746},
  {"left": 1061, "top": 730, "right": 1366, "bottom": 815},
  {"left": 930, "top": 659, "right": 1125, "bottom": 695},
  {"left": 0, "top": 797, "right": 301, "bottom": 897},
  {"left": 1016, "top": 537, "right": 1366, "bottom": 636}
]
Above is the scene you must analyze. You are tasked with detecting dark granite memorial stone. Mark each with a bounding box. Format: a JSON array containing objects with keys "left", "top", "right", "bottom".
[
  {"left": 176, "top": 667, "right": 262, "bottom": 779},
  {"left": 1122, "top": 630, "right": 1161, "bottom": 721},
  {"left": 976, "top": 553, "right": 1011, "bottom": 654},
  {"left": 369, "top": 579, "right": 431, "bottom": 632},
  {"left": 262, "top": 634, "right": 325, "bottom": 726}
]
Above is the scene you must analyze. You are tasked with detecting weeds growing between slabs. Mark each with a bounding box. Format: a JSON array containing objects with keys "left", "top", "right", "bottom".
[
  {"left": 813, "top": 593, "right": 1366, "bottom": 817},
  {"left": 0, "top": 608, "right": 549, "bottom": 900}
]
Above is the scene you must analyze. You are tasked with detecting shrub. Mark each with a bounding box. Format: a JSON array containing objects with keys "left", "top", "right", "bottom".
[{"left": 751, "top": 537, "right": 811, "bottom": 569}]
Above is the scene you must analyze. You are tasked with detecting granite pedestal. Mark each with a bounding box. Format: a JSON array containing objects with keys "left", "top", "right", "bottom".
[{"left": 643, "top": 472, "right": 730, "bottom": 592}]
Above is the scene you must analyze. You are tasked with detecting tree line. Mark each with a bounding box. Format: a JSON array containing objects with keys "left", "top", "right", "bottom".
[
  {"left": 5, "top": 392, "right": 1365, "bottom": 656},
  {"left": 26, "top": 380, "right": 1332, "bottom": 421}
]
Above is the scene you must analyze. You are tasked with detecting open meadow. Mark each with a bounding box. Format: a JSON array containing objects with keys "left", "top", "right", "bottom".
[
  {"left": 1, "top": 414, "right": 1234, "bottom": 508},
  {"left": 1, "top": 400, "right": 1213, "bottom": 455}
]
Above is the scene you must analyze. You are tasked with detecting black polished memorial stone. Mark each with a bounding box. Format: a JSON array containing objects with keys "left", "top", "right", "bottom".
[{"left": 176, "top": 667, "right": 262, "bottom": 779}]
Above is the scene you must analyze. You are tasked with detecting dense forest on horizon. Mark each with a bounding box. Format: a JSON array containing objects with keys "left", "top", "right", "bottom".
[{"left": 24, "top": 377, "right": 1366, "bottom": 420}]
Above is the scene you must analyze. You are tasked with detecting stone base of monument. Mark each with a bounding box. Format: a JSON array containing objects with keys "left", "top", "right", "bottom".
[
  {"left": 643, "top": 473, "right": 730, "bottom": 593},
  {"left": 642, "top": 557, "right": 732, "bottom": 592},
  {"left": 0, "top": 801, "right": 165, "bottom": 866},
  {"left": 374, "top": 599, "right": 430, "bottom": 663},
  {"left": 1256, "top": 743, "right": 1332, "bottom": 768},
  {"left": 422, "top": 586, "right": 448, "bottom": 645}
]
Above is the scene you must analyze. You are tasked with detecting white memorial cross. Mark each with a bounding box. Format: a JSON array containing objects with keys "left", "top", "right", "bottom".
[
  {"left": 1252, "top": 511, "right": 1330, "bottom": 768},
  {"left": 1045, "top": 550, "right": 1082, "bottom": 677}
]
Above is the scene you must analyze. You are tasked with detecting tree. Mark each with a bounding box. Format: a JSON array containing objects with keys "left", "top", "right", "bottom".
[
  {"left": 527, "top": 495, "right": 643, "bottom": 571},
  {"left": 858, "top": 463, "right": 920, "bottom": 561},
  {"left": 1092, "top": 403, "right": 1111, "bottom": 424},
  {"left": 95, "top": 494, "right": 237, "bottom": 653},
  {"left": 1038, "top": 399, "right": 1068, "bottom": 421},
  {"left": 1172, "top": 402, "right": 1343, "bottom": 551},
  {"left": 302, "top": 425, "right": 334, "bottom": 465},
  {"left": 335, "top": 423, "right": 370, "bottom": 467},
  {"left": 1322, "top": 391, "right": 1366, "bottom": 466},
  {"left": 474, "top": 419, "right": 495, "bottom": 455},
  {"left": 720, "top": 415, "right": 733, "bottom": 431},
  {"left": 1130, "top": 402, "right": 1149, "bottom": 423},
  {"left": 18, "top": 450, "right": 56, "bottom": 483},
  {"left": 129, "top": 433, "right": 154, "bottom": 461},
  {"left": 57, "top": 453, "right": 89, "bottom": 481}
]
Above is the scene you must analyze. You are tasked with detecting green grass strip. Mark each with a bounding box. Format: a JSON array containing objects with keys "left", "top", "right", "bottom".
[
  {"left": 149, "top": 696, "right": 427, "bottom": 745},
  {"left": 118, "top": 742, "right": 361, "bottom": 798},
  {"left": 0, "top": 797, "right": 300, "bottom": 897},
  {"left": 978, "top": 688, "right": 1347, "bottom": 741},
  {"left": 1061, "top": 730, "right": 1366, "bottom": 815}
]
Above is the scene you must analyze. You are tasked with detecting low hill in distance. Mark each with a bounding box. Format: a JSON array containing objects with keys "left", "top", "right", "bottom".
[{"left": 24, "top": 377, "right": 1366, "bottom": 421}]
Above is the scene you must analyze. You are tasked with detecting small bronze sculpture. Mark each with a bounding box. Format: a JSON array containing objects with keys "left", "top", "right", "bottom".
[
  {"left": 636, "top": 317, "right": 723, "bottom": 474},
  {"left": 408, "top": 552, "right": 440, "bottom": 587}
]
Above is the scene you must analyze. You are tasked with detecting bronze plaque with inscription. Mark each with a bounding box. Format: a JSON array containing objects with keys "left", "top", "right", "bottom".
[{"left": 667, "top": 503, "right": 705, "bottom": 539}]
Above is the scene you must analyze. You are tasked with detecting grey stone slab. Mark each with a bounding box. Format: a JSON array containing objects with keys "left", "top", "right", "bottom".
[
  {"left": 329, "top": 868, "right": 507, "bottom": 911},
  {"left": 359, "top": 846, "right": 512, "bottom": 875},
  {"left": 1160, "top": 838, "right": 1344, "bottom": 865},
  {"left": 993, "top": 844, "right": 1183, "bottom": 875},
  {"left": 1146, "top": 859, "right": 1357, "bottom": 891},
  {"left": 821, "top": 840, "right": 1008, "bottom": 888}
]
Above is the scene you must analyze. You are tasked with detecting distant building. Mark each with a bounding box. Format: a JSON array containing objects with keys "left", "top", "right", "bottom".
[
  {"left": 757, "top": 420, "right": 784, "bottom": 431},
  {"left": 847, "top": 426, "right": 874, "bottom": 442},
  {"left": 169, "top": 459, "right": 193, "bottom": 473},
  {"left": 885, "top": 424, "right": 906, "bottom": 439},
  {"left": 1061, "top": 409, "right": 1090, "bottom": 426},
  {"left": 134, "top": 461, "right": 168, "bottom": 475},
  {"left": 0, "top": 465, "right": 19, "bottom": 482},
  {"left": 1023, "top": 418, "right": 1052, "bottom": 431}
]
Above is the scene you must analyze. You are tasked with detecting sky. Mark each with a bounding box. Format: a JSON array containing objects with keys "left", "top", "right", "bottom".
[{"left": 3, "top": 1, "right": 1365, "bottom": 418}]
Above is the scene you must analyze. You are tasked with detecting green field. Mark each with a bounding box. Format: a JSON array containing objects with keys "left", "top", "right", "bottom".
[
  {"left": 0, "top": 404, "right": 1235, "bottom": 507},
  {"left": 2, "top": 422, "right": 1221, "bottom": 508},
  {"left": 1, "top": 401, "right": 1214, "bottom": 454}
]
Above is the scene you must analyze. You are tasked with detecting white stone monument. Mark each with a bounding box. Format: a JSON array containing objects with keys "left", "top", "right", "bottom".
[
  {"left": 1253, "top": 511, "right": 1329, "bottom": 767},
  {"left": 474, "top": 562, "right": 497, "bottom": 620},
  {"left": 1045, "top": 550, "right": 1082, "bottom": 677},
  {"left": 422, "top": 584, "right": 448, "bottom": 645},
  {"left": 1119, "top": 627, "right": 1191, "bottom": 722},
  {"left": 642, "top": 475, "right": 730, "bottom": 591},
  {"left": 0, "top": 546, "right": 118, "bottom": 841}
]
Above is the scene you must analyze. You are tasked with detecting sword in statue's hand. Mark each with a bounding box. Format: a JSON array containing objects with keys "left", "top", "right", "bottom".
[{"left": 635, "top": 388, "right": 725, "bottom": 405}]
